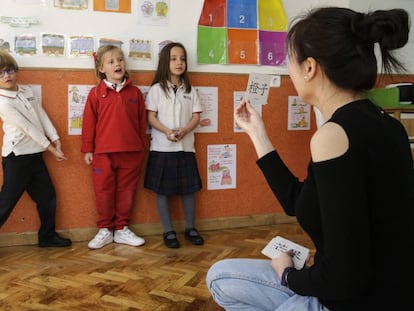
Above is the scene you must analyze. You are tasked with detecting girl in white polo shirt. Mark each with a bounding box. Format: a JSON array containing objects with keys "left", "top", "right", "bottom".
[{"left": 144, "top": 42, "right": 204, "bottom": 248}]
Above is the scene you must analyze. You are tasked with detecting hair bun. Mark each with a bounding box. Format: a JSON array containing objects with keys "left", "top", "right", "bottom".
[{"left": 355, "top": 9, "right": 410, "bottom": 50}]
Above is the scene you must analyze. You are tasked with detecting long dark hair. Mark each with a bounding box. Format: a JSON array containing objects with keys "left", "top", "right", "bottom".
[
  {"left": 287, "top": 7, "right": 410, "bottom": 91},
  {"left": 152, "top": 42, "right": 192, "bottom": 96}
]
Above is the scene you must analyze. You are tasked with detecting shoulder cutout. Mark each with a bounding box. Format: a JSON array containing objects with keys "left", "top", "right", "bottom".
[{"left": 310, "top": 121, "right": 349, "bottom": 162}]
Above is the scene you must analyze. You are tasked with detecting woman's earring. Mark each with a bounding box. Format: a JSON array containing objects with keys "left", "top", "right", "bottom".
[{"left": 304, "top": 75, "right": 309, "bottom": 81}]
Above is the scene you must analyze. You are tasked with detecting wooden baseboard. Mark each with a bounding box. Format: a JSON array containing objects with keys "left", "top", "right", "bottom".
[{"left": 0, "top": 213, "right": 296, "bottom": 247}]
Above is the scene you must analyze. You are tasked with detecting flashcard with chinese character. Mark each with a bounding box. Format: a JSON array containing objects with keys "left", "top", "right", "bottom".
[{"left": 261, "top": 236, "right": 309, "bottom": 269}]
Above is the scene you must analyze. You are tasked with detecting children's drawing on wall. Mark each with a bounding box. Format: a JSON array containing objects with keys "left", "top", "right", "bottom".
[
  {"left": 288, "top": 96, "right": 311, "bottom": 130},
  {"left": 233, "top": 90, "right": 262, "bottom": 133},
  {"left": 69, "top": 36, "right": 94, "bottom": 57},
  {"left": 68, "top": 84, "right": 93, "bottom": 135},
  {"left": 14, "top": 34, "right": 37, "bottom": 55},
  {"left": 94, "top": 0, "right": 131, "bottom": 13},
  {"left": 129, "top": 39, "right": 152, "bottom": 61},
  {"left": 137, "top": 0, "right": 170, "bottom": 25},
  {"left": 54, "top": 0, "right": 88, "bottom": 10},
  {"left": 194, "top": 86, "right": 218, "bottom": 133},
  {"left": 99, "top": 38, "right": 123, "bottom": 49},
  {"left": 41, "top": 33, "right": 65, "bottom": 56},
  {"left": 207, "top": 144, "right": 236, "bottom": 190}
]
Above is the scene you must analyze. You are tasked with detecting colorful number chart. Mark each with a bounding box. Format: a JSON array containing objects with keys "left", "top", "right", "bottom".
[{"left": 197, "top": 0, "right": 288, "bottom": 66}]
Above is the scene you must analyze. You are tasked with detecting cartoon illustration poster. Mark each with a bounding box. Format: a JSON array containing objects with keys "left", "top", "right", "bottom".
[
  {"left": 137, "top": 0, "right": 170, "bottom": 25},
  {"left": 194, "top": 86, "right": 218, "bottom": 133},
  {"left": 207, "top": 144, "right": 236, "bottom": 190},
  {"left": 288, "top": 96, "right": 311, "bottom": 130},
  {"left": 68, "top": 84, "right": 93, "bottom": 135}
]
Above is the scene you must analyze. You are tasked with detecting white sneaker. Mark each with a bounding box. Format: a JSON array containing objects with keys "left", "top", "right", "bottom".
[
  {"left": 88, "top": 228, "right": 113, "bottom": 249},
  {"left": 114, "top": 226, "right": 145, "bottom": 246}
]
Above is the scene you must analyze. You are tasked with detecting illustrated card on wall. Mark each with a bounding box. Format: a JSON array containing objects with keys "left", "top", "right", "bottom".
[
  {"left": 68, "top": 36, "right": 94, "bottom": 57},
  {"left": 68, "top": 84, "right": 94, "bottom": 135},
  {"left": 245, "top": 72, "right": 272, "bottom": 106},
  {"left": 207, "top": 144, "right": 236, "bottom": 190},
  {"left": 195, "top": 86, "right": 218, "bottom": 133},
  {"left": 14, "top": 34, "right": 37, "bottom": 55},
  {"left": 129, "top": 39, "right": 152, "bottom": 61},
  {"left": 41, "top": 33, "right": 65, "bottom": 56},
  {"left": 288, "top": 96, "right": 311, "bottom": 130}
]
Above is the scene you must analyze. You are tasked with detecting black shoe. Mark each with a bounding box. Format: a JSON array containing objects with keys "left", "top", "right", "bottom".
[
  {"left": 163, "top": 231, "right": 180, "bottom": 248},
  {"left": 184, "top": 228, "right": 204, "bottom": 245},
  {"left": 39, "top": 233, "right": 72, "bottom": 248}
]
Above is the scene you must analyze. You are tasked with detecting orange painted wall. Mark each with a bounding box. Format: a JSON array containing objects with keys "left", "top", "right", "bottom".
[{"left": 0, "top": 69, "right": 316, "bottom": 233}]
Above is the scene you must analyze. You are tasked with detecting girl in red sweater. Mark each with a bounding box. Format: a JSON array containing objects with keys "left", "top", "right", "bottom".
[{"left": 81, "top": 45, "right": 147, "bottom": 249}]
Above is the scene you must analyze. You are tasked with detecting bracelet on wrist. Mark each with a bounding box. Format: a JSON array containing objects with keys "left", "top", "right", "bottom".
[{"left": 281, "top": 267, "right": 293, "bottom": 287}]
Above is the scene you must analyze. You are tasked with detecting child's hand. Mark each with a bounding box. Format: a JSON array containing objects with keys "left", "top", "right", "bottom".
[
  {"left": 84, "top": 153, "right": 93, "bottom": 165},
  {"left": 173, "top": 128, "right": 187, "bottom": 141},
  {"left": 166, "top": 130, "right": 178, "bottom": 142},
  {"left": 47, "top": 143, "right": 67, "bottom": 161}
]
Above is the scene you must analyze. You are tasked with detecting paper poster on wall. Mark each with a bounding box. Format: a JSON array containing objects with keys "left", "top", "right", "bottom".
[
  {"left": 207, "top": 144, "right": 236, "bottom": 190},
  {"left": 68, "top": 36, "right": 94, "bottom": 57},
  {"left": 129, "top": 39, "right": 152, "bottom": 61},
  {"left": 233, "top": 91, "right": 262, "bottom": 133},
  {"left": 14, "top": 34, "right": 37, "bottom": 55},
  {"left": 137, "top": 0, "right": 170, "bottom": 25},
  {"left": 288, "top": 96, "right": 311, "bottom": 130},
  {"left": 197, "top": 0, "right": 288, "bottom": 66},
  {"left": 194, "top": 86, "right": 218, "bottom": 133},
  {"left": 68, "top": 84, "right": 93, "bottom": 135},
  {"left": 41, "top": 33, "right": 65, "bottom": 56},
  {"left": 94, "top": 0, "right": 131, "bottom": 13},
  {"left": 54, "top": 0, "right": 88, "bottom": 9}
]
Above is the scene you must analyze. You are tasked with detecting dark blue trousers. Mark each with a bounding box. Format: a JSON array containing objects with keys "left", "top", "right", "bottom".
[{"left": 0, "top": 152, "right": 56, "bottom": 241}]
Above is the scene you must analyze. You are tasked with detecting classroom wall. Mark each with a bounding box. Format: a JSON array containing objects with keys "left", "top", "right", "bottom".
[
  {"left": 0, "top": 69, "right": 314, "bottom": 235},
  {"left": 1, "top": 0, "right": 413, "bottom": 238}
]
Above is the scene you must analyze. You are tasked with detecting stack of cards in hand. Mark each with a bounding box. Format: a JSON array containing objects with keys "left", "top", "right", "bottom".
[{"left": 261, "top": 236, "right": 310, "bottom": 269}]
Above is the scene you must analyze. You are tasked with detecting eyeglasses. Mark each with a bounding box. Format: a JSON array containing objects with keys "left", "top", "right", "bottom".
[{"left": 0, "top": 69, "right": 16, "bottom": 78}]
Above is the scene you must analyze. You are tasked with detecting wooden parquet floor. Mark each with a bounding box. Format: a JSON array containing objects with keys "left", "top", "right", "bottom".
[{"left": 0, "top": 223, "right": 314, "bottom": 311}]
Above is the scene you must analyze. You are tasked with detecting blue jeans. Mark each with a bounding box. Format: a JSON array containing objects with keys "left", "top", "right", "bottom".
[{"left": 206, "top": 259, "right": 329, "bottom": 311}]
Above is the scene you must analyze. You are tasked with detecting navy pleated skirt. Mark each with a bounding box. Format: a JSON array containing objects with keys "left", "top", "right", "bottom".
[{"left": 144, "top": 151, "right": 202, "bottom": 195}]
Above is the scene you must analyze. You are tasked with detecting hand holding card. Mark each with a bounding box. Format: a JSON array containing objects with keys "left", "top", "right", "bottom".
[{"left": 261, "top": 236, "right": 309, "bottom": 269}]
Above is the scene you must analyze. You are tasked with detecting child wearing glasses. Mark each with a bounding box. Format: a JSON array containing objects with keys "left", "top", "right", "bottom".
[{"left": 0, "top": 51, "right": 71, "bottom": 247}]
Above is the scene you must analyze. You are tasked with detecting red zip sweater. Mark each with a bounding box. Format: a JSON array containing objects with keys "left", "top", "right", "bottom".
[{"left": 81, "top": 78, "right": 148, "bottom": 154}]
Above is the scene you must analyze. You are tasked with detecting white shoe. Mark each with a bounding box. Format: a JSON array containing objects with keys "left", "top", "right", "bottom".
[
  {"left": 88, "top": 228, "right": 113, "bottom": 249},
  {"left": 114, "top": 226, "right": 145, "bottom": 246}
]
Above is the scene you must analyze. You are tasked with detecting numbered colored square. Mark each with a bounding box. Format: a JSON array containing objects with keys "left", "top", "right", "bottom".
[
  {"left": 228, "top": 29, "right": 258, "bottom": 64},
  {"left": 197, "top": 26, "right": 228, "bottom": 64},
  {"left": 258, "top": 0, "right": 288, "bottom": 31},
  {"left": 259, "top": 30, "right": 286, "bottom": 66},
  {"left": 198, "top": 0, "right": 226, "bottom": 27},
  {"left": 227, "top": 0, "right": 257, "bottom": 29},
  {"left": 197, "top": 0, "right": 288, "bottom": 66}
]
